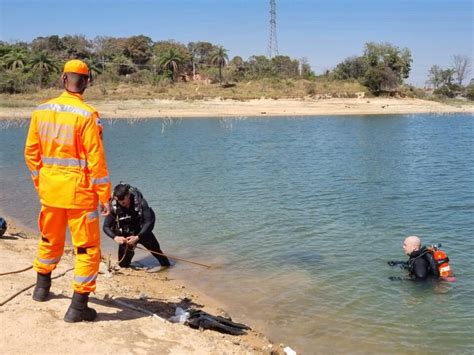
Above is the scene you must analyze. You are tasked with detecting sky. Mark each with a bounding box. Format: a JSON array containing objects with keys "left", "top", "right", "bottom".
[{"left": 0, "top": 0, "right": 472, "bottom": 86}]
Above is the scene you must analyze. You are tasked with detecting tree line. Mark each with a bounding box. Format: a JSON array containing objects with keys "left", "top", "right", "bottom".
[
  {"left": 0, "top": 34, "right": 311, "bottom": 94},
  {"left": 0, "top": 34, "right": 472, "bottom": 100}
]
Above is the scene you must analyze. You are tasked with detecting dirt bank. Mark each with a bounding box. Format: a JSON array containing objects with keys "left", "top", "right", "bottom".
[{"left": 0, "top": 221, "right": 286, "bottom": 354}]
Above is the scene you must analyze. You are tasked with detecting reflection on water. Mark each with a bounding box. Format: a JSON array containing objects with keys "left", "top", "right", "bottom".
[{"left": 1, "top": 114, "right": 473, "bottom": 353}]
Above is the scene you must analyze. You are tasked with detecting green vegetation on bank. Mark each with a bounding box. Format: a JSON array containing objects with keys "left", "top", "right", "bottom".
[{"left": 0, "top": 35, "right": 472, "bottom": 101}]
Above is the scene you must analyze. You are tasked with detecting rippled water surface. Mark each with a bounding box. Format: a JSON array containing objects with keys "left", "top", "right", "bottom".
[{"left": 1, "top": 114, "right": 473, "bottom": 353}]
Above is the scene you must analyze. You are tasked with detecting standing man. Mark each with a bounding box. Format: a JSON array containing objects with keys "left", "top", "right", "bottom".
[
  {"left": 103, "top": 183, "right": 171, "bottom": 272},
  {"left": 25, "top": 59, "right": 112, "bottom": 323}
]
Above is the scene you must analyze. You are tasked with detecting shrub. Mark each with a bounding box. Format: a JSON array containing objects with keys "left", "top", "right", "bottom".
[
  {"left": 465, "top": 84, "right": 474, "bottom": 100},
  {"left": 0, "top": 70, "right": 29, "bottom": 93}
]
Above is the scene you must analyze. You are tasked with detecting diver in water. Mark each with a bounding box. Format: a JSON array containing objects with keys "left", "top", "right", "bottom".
[
  {"left": 389, "top": 235, "right": 440, "bottom": 280},
  {"left": 103, "top": 183, "right": 171, "bottom": 272}
]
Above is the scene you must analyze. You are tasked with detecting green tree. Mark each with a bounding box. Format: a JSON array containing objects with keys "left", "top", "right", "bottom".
[
  {"left": 333, "top": 56, "right": 366, "bottom": 80},
  {"left": 429, "top": 66, "right": 455, "bottom": 88},
  {"left": 61, "top": 35, "right": 93, "bottom": 59},
  {"left": 210, "top": 46, "right": 228, "bottom": 84},
  {"left": 111, "top": 53, "right": 135, "bottom": 75},
  {"left": 158, "top": 49, "right": 185, "bottom": 81},
  {"left": 3, "top": 50, "right": 29, "bottom": 70},
  {"left": 124, "top": 35, "right": 153, "bottom": 66},
  {"left": 426, "top": 65, "right": 444, "bottom": 89},
  {"left": 31, "top": 35, "right": 65, "bottom": 56},
  {"left": 85, "top": 56, "right": 103, "bottom": 77},
  {"left": 427, "top": 65, "right": 461, "bottom": 97},
  {"left": 271, "top": 55, "right": 299, "bottom": 78},
  {"left": 93, "top": 36, "right": 127, "bottom": 62},
  {"left": 188, "top": 41, "right": 216, "bottom": 65},
  {"left": 153, "top": 40, "right": 191, "bottom": 73},
  {"left": 247, "top": 55, "right": 272, "bottom": 78},
  {"left": 361, "top": 42, "right": 412, "bottom": 94},
  {"left": 28, "top": 51, "right": 59, "bottom": 87},
  {"left": 229, "top": 56, "right": 244, "bottom": 68}
]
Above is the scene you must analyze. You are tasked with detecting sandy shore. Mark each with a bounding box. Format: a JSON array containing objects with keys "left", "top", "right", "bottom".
[
  {"left": 1, "top": 97, "right": 473, "bottom": 120},
  {"left": 0, "top": 221, "right": 283, "bottom": 354}
]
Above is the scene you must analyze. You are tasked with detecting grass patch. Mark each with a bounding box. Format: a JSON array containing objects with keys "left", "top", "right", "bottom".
[
  {"left": 0, "top": 99, "right": 36, "bottom": 108},
  {"left": 1, "top": 78, "right": 370, "bottom": 103}
]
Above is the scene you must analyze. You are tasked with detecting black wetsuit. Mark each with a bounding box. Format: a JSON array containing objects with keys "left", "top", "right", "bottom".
[
  {"left": 103, "top": 193, "right": 170, "bottom": 267},
  {"left": 407, "top": 247, "right": 439, "bottom": 280}
]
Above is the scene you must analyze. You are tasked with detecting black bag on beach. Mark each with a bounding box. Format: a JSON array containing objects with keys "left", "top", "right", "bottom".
[{"left": 185, "top": 309, "right": 251, "bottom": 336}]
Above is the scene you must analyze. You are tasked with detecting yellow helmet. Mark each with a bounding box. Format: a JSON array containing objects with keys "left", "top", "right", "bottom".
[{"left": 63, "top": 59, "right": 89, "bottom": 75}]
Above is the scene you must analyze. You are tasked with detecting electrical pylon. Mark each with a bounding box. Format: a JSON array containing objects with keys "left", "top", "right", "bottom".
[{"left": 268, "top": 0, "right": 279, "bottom": 58}]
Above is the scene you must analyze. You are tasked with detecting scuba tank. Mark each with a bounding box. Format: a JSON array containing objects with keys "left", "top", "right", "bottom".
[{"left": 427, "top": 243, "right": 453, "bottom": 278}]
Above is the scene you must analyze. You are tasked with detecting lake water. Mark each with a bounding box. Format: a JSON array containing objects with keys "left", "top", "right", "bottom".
[{"left": 1, "top": 114, "right": 473, "bottom": 353}]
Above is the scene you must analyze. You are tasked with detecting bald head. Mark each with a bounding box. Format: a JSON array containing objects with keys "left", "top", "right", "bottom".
[
  {"left": 62, "top": 72, "right": 89, "bottom": 94},
  {"left": 403, "top": 235, "right": 421, "bottom": 255}
]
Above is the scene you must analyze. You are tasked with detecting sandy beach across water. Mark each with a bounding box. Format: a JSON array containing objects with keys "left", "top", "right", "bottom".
[
  {"left": 1, "top": 97, "right": 473, "bottom": 120},
  {"left": 0, "top": 220, "right": 281, "bottom": 354}
]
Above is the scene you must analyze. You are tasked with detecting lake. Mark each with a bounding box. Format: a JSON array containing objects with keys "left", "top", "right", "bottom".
[{"left": 1, "top": 113, "right": 473, "bottom": 353}]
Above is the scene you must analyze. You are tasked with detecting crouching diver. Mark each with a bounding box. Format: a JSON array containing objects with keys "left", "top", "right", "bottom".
[
  {"left": 388, "top": 235, "right": 455, "bottom": 281},
  {"left": 103, "top": 183, "right": 171, "bottom": 271}
]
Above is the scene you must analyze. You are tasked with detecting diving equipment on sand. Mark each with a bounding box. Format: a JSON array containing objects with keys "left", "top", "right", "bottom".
[
  {"left": 169, "top": 307, "right": 251, "bottom": 335},
  {"left": 186, "top": 309, "right": 251, "bottom": 335}
]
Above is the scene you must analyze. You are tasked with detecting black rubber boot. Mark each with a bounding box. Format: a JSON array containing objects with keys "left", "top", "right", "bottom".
[
  {"left": 32, "top": 272, "right": 51, "bottom": 302},
  {"left": 64, "top": 292, "right": 97, "bottom": 323}
]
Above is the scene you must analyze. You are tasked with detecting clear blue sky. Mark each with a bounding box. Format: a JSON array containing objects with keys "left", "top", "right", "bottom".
[{"left": 1, "top": 0, "right": 472, "bottom": 86}]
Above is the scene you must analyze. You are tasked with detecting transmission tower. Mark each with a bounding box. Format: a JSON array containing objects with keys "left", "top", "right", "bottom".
[{"left": 268, "top": 0, "right": 279, "bottom": 58}]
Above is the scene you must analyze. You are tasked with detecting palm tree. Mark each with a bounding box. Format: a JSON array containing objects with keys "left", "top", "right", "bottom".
[
  {"left": 3, "top": 50, "right": 28, "bottom": 70},
  {"left": 210, "top": 46, "right": 229, "bottom": 84},
  {"left": 28, "top": 51, "right": 59, "bottom": 87},
  {"left": 158, "top": 49, "right": 184, "bottom": 82},
  {"left": 85, "top": 56, "right": 103, "bottom": 79}
]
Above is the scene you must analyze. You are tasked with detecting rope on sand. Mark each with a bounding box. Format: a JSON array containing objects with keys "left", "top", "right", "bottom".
[
  {"left": 0, "top": 267, "right": 74, "bottom": 307},
  {"left": 0, "top": 265, "right": 33, "bottom": 276}
]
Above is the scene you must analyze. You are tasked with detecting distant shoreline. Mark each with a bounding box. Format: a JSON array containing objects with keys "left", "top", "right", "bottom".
[{"left": 1, "top": 97, "right": 472, "bottom": 120}]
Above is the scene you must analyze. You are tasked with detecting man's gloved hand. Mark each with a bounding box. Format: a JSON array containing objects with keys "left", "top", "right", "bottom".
[
  {"left": 126, "top": 235, "right": 140, "bottom": 246},
  {"left": 114, "top": 236, "right": 127, "bottom": 245}
]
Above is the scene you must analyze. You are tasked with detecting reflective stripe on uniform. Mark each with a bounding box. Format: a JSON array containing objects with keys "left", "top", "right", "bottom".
[
  {"left": 36, "top": 103, "right": 92, "bottom": 118},
  {"left": 31, "top": 170, "right": 39, "bottom": 177},
  {"left": 37, "top": 256, "right": 61, "bottom": 265},
  {"left": 38, "top": 121, "right": 74, "bottom": 145},
  {"left": 41, "top": 155, "right": 87, "bottom": 168},
  {"left": 74, "top": 273, "right": 97, "bottom": 284},
  {"left": 88, "top": 210, "right": 99, "bottom": 220},
  {"left": 92, "top": 176, "right": 110, "bottom": 185}
]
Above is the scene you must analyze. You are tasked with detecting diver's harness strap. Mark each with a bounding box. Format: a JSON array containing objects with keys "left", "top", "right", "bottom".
[{"left": 111, "top": 186, "right": 144, "bottom": 235}]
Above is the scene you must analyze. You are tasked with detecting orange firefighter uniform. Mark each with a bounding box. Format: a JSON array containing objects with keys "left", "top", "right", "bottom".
[{"left": 25, "top": 60, "right": 111, "bottom": 294}]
